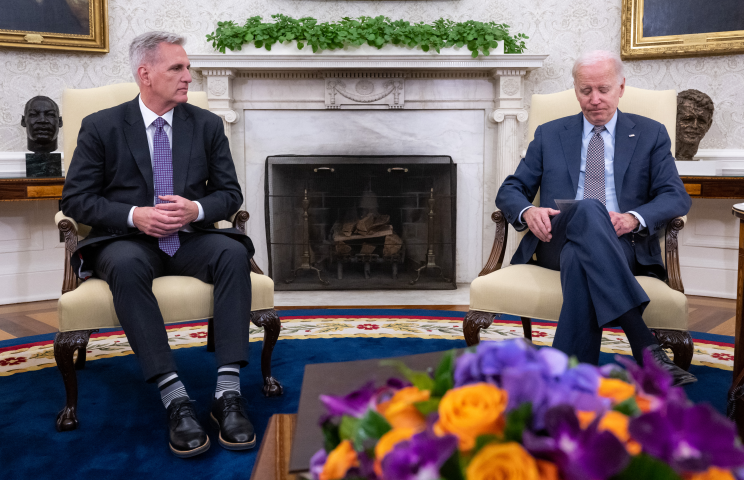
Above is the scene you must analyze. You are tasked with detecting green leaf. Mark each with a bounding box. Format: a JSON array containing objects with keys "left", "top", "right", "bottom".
[
  {"left": 472, "top": 434, "right": 500, "bottom": 456},
  {"left": 432, "top": 350, "right": 456, "bottom": 397},
  {"left": 613, "top": 397, "right": 642, "bottom": 417},
  {"left": 379, "top": 359, "right": 435, "bottom": 392},
  {"left": 321, "top": 419, "right": 341, "bottom": 452},
  {"left": 351, "top": 410, "right": 392, "bottom": 449},
  {"left": 503, "top": 402, "right": 532, "bottom": 443},
  {"left": 568, "top": 356, "right": 580, "bottom": 369},
  {"left": 297, "top": 42, "right": 305, "bottom": 50},
  {"left": 339, "top": 415, "right": 360, "bottom": 441},
  {"left": 414, "top": 398, "right": 441, "bottom": 417},
  {"left": 611, "top": 454, "right": 683, "bottom": 480},
  {"left": 439, "top": 450, "right": 466, "bottom": 480}
]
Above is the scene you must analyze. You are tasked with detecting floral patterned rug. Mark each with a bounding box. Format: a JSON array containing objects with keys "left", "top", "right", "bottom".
[{"left": 0, "top": 309, "right": 733, "bottom": 377}]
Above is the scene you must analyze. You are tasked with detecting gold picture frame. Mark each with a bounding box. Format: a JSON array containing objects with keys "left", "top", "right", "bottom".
[
  {"left": 621, "top": 0, "right": 744, "bottom": 60},
  {"left": 0, "top": 0, "right": 108, "bottom": 53}
]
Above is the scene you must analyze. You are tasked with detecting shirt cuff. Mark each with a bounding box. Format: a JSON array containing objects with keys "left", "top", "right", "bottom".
[
  {"left": 518, "top": 205, "right": 534, "bottom": 226},
  {"left": 127, "top": 206, "right": 136, "bottom": 228},
  {"left": 194, "top": 201, "right": 205, "bottom": 222},
  {"left": 627, "top": 211, "right": 646, "bottom": 233}
]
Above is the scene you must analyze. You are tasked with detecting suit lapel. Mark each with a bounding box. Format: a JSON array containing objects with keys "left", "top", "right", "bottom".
[
  {"left": 613, "top": 110, "right": 638, "bottom": 202},
  {"left": 123, "top": 97, "right": 154, "bottom": 201},
  {"left": 171, "top": 104, "right": 193, "bottom": 197},
  {"left": 559, "top": 112, "right": 584, "bottom": 196}
]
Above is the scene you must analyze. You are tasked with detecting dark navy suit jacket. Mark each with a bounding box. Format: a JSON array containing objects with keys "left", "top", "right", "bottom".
[
  {"left": 496, "top": 110, "right": 691, "bottom": 279},
  {"left": 61, "top": 96, "right": 253, "bottom": 278}
]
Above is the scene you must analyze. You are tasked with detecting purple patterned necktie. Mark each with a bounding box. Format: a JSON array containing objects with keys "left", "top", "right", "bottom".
[
  {"left": 152, "top": 117, "right": 180, "bottom": 256},
  {"left": 583, "top": 125, "right": 606, "bottom": 205}
]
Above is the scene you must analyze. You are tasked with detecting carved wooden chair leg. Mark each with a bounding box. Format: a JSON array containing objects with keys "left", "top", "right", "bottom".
[
  {"left": 206, "top": 318, "right": 215, "bottom": 353},
  {"left": 463, "top": 310, "right": 496, "bottom": 346},
  {"left": 54, "top": 330, "right": 95, "bottom": 432},
  {"left": 651, "top": 329, "right": 694, "bottom": 371},
  {"left": 251, "top": 309, "right": 283, "bottom": 397},
  {"left": 520, "top": 317, "right": 533, "bottom": 341}
]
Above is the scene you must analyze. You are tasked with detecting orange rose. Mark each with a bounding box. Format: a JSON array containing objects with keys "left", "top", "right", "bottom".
[
  {"left": 577, "top": 410, "right": 597, "bottom": 429},
  {"left": 434, "top": 383, "right": 508, "bottom": 451},
  {"left": 320, "top": 440, "right": 359, "bottom": 480},
  {"left": 684, "top": 467, "right": 736, "bottom": 480},
  {"left": 376, "top": 386, "right": 430, "bottom": 430},
  {"left": 597, "top": 411, "right": 642, "bottom": 455},
  {"left": 536, "top": 459, "right": 560, "bottom": 480},
  {"left": 598, "top": 378, "right": 635, "bottom": 404},
  {"left": 466, "top": 442, "right": 540, "bottom": 480},
  {"left": 373, "top": 427, "right": 416, "bottom": 477}
]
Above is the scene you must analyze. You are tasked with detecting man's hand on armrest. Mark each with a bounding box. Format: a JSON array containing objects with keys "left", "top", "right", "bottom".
[
  {"left": 609, "top": 211, "right": 640, "bottom": 237},
  {"left": 523, "top": 207, "right": 560, "bottom": 242}
]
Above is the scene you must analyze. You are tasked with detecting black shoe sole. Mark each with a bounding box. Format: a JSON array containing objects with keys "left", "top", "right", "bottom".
[
  {"left": 673, "top": 375, "right": 698, "bottom": 387},
  {"left": 169, "top": 436, "right": 211, "bottom": 458},
  {"left": 210, "top": 413, "right": 257, "bottom": 451}
]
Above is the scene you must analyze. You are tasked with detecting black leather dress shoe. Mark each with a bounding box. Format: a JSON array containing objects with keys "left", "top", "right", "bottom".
[
  {"left": 167, "top": 397, "right": 210, "bottom": 458},
  {"left": 210, "top": 391, "right": 256, "bottom": 450},
  {"left": 647, "top": 344, "right": 698, "bottom": 387}
]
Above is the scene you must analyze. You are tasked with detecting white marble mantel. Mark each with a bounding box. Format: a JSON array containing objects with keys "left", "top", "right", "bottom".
[{"left": 190, "top": 48, "right": 547, "bottom": 282}]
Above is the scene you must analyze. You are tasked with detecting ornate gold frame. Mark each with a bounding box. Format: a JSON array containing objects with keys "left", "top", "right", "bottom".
[
  {"left": 621, "top": 0, "right": 744, "bottom": 60},
  {"left": 0, "top": 0, "right": 108, "bottom": 53}
]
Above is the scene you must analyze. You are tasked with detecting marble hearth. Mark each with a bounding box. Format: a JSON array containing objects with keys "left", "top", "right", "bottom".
[{"left": 190, "top": 49, "right": 547, "bottom": 283}]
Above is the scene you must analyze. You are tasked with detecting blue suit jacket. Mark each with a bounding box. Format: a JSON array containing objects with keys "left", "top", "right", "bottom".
[{"left": 496, "top": 110, "right": 691, "bottom": 278}]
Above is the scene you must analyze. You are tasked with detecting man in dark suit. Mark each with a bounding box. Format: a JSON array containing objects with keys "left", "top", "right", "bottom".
[
  {"left": 62, "top": 32, "right": 256, "bottom": 457},
  {"left": 496, "top": 50, "right": 695, "bottom": 386}
]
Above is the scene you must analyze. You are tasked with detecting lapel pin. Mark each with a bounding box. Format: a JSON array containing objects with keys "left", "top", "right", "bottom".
[{"left": 629, "top": 134, "right": 635, "bottom": 137}]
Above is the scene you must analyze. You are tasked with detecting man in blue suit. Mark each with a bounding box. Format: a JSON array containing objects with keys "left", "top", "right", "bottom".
[{"left": 496, "top": 50, "right": 695, "bottom": 386}]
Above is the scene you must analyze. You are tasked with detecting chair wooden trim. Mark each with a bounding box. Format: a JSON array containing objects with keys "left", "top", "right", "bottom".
[
  {"left": 54, "top": 211, "right": 282, "bottom": 432},
  {"left": 463, "top": 212, "right": 694, "bottom": 370}
]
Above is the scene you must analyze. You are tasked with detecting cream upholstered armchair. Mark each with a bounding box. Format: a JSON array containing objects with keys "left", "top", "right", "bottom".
[
  {"left": 465, "top": 86, "right": 694, "bottom": 370},
  {"left": 54, "top": 83, "right": 282, "bottom": 433}
]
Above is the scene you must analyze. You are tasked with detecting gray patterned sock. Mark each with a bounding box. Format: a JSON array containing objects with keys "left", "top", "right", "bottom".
[
  {"left": 215, "top": 363, "right": 241, "bottom": 399},
  {"left": 156, "top": 372, "right": 188, "bottom": 408}
]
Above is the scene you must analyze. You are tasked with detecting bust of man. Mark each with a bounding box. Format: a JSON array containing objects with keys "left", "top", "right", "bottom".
[
  {"left": 676, "top": 89, "right": 714, "bottom": 161},
  {"left": 21, "top": 96, "right": 63, "bottom": 153}
]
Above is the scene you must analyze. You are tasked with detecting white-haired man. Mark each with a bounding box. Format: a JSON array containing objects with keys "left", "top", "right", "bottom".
[
  {"left": 62, "top": 32, "right": 256, "bottom": 457},
  {"left": 496, "top": 50, "right": 696, "bottom": 386}
]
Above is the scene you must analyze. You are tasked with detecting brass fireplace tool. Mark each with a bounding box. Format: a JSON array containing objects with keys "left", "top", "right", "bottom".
[
  {"left": 410, "top": 188, "right": 450, "bottom": 285},
  {"left": 285, "top": 189, "right": 329, "bottom": 286}
]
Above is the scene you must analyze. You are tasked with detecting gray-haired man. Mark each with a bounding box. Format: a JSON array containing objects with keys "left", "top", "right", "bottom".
[{"left": 62, "top": 31, "right": 256, "bottom": 457}]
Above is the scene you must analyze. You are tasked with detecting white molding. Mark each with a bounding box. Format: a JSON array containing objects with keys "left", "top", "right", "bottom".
[
  {"left": 0, "top": 151, "right": 65, "bottom": 177},
  {"left": 694, "top": 149, "right": 744, "bottom": 161}
]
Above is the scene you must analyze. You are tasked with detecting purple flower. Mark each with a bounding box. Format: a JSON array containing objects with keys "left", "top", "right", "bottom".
[
  {"left": 454, "top": 339, "right": 538, "bottom": 387},
  {"left": 309, "top": 449, "right": 327, "bottom": 480},
  {"left": 524, "top": 405, "right": 630, "bottom": 480},
  {"left": 320, "top": 381, "right": 377, "bottom": 419},
  {"left": 629, "top": 401, "right": 744, "bottom": 473},
  {"left": 615, "top": 351, "right": 687, "bottom": 408},
  {"left": 380, "top": 429, "right": 458, "bottom": 480}
]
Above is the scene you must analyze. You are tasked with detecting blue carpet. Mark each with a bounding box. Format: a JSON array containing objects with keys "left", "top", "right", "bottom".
[{"left": 0, "top": 309, "right": 732, "bottom": 479}]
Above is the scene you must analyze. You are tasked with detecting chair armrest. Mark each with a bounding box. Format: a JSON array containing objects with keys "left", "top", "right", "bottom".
[
  {"left": 478, "top": 211, "right": 508, "bottom": 277},
  {"left": 664, "top": 216, "right": 686, "bottom": 294},
  {"left": 56, "top": 211, "right": 81, "bottom": 294},
  {"left": 228, "top": 210, "right": 264, "bottom": 275}
]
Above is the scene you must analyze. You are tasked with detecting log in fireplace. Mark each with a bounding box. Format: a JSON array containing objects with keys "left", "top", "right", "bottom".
[{"left": 266, "top": 156, "right": 456, "bottom": 290}]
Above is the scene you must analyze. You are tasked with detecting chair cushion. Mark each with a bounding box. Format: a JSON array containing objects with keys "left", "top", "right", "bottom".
[
  {"left": 470, "top": 264, "right": 687, "bottom": 331},
  {"left": 58, "top": 272, "right": 274, "bottom": 332}
]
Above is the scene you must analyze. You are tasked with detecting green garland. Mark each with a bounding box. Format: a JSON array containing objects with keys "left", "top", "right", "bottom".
[{"left": 207, "top": 15, "right": 528, "bottom": 58}]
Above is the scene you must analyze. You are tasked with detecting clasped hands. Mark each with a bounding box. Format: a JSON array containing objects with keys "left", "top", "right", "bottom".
[
  {"left": 523, "top": 206, "right": 640, "bottom": 242},
  {"left": 132, "top": 195, "right": 199, "bottom": 238}
]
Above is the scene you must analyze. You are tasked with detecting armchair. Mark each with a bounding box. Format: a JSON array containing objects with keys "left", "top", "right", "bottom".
[
  {"left": 54, "top": 84, "right": 282, "bottom": 433},
  {"left": 464, "top": 87, "right": 693, "bottom": 370}
]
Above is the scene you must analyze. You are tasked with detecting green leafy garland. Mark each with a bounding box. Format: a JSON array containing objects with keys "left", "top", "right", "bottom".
[{"left": 207, "top": 15, "right": 528, "bottom": 58}]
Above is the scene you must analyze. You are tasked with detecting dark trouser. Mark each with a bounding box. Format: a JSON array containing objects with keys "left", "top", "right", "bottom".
[
  {"left": 534, "top": 199, "right": 650, "bottom": 364},
  {"left": 93, "top": 232, "right": 252, "bottom": 382}
]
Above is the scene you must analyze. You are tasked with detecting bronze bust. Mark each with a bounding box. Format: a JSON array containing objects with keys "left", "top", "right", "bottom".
[
  {"left": 21, "top": 96, "right": 63, "bottom": 177},
  {"left": 675, "top": 89, "right": 714, "bottom": 161}
]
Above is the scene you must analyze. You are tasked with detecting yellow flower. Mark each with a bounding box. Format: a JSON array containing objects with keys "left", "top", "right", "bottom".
[
  {"left": 466, "top": 442, "right": 540, "bottom": 480},
  {"left": 376, "top": 386, "right": 430, "bottom": 430},
  {"left": 536, "top": 459, "right": 560, "bottom": 480},
  {"left": 684, "top": 467, "right": 736, "bottom": 480},
  {"left": 320, "top": 440, "right": 359, "bottom": 480},
  {"left": 373, "top": 427, "right": 416, "bottom": 477},
  {"left": 598, "top": 378, "right": 636, "bottom": 404},
  {"left": 597, "top": 411, "right": 642, "bottom": 455},
  {"left": 577, "top": 410, "right": 597, "bottom": 429},
  {"left": 434, "top": 382, "right": 508, "bottom": 451}
]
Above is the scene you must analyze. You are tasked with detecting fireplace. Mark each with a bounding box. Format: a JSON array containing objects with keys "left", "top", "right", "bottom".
[{"left": 266, "top": 156, "right": 456, "bottom": 290}]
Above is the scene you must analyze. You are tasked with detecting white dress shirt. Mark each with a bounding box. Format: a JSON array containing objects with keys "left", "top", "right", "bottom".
[
  {"left": 518, "top": 110, "right": 645, "bottom": 232},
  {"left": 126, "top": 97, "right": 204, "bottom": 229}
]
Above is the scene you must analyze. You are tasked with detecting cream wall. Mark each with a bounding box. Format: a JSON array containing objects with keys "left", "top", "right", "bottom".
[{"left": 0, "top": 0, "right": 742, "bottom": 303}]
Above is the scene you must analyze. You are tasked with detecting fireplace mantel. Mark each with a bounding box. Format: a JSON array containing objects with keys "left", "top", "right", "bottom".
[{"left": 189, "top": 50, "right": 547, "bottom": 278}]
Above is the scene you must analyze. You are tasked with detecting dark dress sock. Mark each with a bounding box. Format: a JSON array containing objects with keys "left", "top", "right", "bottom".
[{"left": 612, "top": 306, "right": 658, "bottom": 364}]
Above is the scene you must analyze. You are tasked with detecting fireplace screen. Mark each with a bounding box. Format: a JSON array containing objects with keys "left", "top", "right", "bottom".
[{"left": 266, "top": 156, "right": 456, "bottom": 290}]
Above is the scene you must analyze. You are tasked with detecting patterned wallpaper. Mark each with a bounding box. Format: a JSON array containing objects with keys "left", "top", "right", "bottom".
[{"left": 2, "top": 0, "right": 744, "bottom": 151}]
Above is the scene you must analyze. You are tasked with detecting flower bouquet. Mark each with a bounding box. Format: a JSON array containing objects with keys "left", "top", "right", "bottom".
[{"left": 310, "top": 339, "right": 744, "bottom": 480}]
